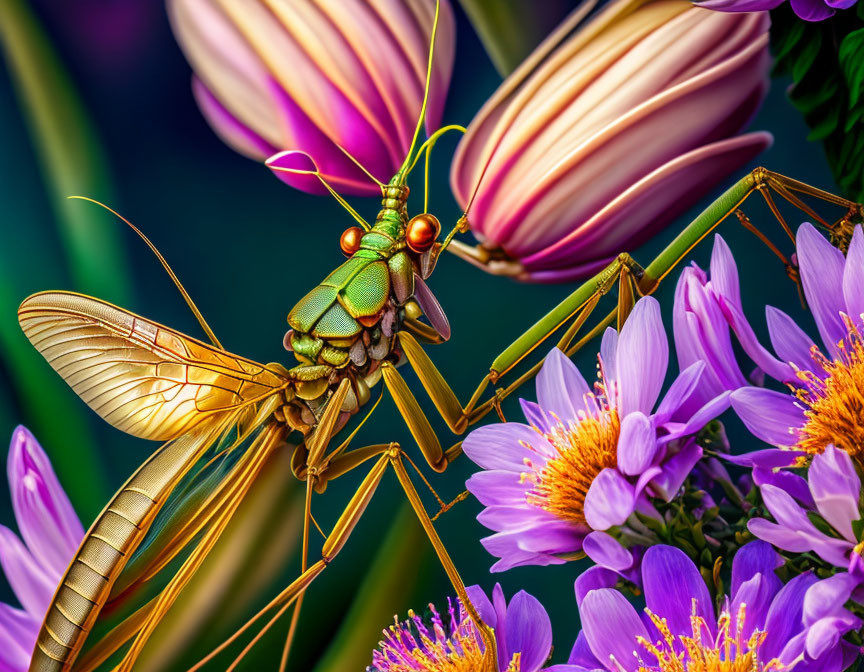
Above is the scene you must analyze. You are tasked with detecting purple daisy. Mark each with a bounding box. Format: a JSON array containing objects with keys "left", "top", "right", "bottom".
[
  {"left": 679, "top": 223, "right": 864, "bottom": 468},
  {"left": 749, "top": 444, "right": 864, "bottom": 579},
  {"left": 464, "top": 296, "right": 731, "bottom": 572},
  {"left": 0, "top": 427, "right": 83, "bottom": 671},
  {"left": 368, "top": 583, "right": 552, "bottom": 672},
  {"left": 548, "top": 542, "right": 861, "bottom": 672}
]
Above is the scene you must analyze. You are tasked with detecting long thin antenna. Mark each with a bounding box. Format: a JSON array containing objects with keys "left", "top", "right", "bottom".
[
  {"left": 397, "top": 0, "right": 441, "bottom": 182},
  {"left": 68, "top": 196, "right": 223, "bottom": 349},
  {"left": 334, "top": 143, "right": 385, "bottom": 188},
  {"left": 266, "top": 154, "right": 371, "bottom": 231}
]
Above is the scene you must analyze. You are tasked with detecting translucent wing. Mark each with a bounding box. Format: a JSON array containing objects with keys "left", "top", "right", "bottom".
[{"left": 18, "top": 291, "right": 290, "bottom": 441}]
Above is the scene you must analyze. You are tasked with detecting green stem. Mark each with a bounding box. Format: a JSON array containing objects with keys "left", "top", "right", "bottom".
[{"left": 0, "top": 0, "right": 131, "bottom": 304}]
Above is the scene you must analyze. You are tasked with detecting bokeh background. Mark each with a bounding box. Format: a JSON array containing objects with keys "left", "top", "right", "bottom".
[{"left": 0, "top": 1, "right": 845, "bottom": 669}]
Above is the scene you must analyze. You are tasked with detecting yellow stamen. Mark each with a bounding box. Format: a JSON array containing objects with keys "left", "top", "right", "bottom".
[
  {"left": 795, "top": 317, "right": 864, "bottom": 466},
  {"left": 636, "top": 604, "right": 784, "bottom": 672},
  {"left": 527, "top": 409, "right": 619, "bottom": 525}
]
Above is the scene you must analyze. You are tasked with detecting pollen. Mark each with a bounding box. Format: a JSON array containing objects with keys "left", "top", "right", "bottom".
[
  {"left": 526, "top": 406, "right": 620, "bottom": 525},
  {"left": 636, "top": 603, "right": 784, "bottom": 672},
  {"left": 795, "top": 317, "right": 864, "bottom": 466},
  {"left": 370, "top": 601, "right": 491, "bottom": 672}
]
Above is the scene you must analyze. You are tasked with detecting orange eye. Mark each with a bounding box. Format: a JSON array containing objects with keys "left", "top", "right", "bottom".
[
  {"left": 406, "top": 214, "right": 440, "bottom": 253},
  {"left": 340, "top": 226, "right": 364, "bottom": 256}
]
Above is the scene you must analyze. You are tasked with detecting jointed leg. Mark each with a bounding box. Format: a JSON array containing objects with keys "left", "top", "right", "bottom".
[{"left": 189, "top": 441, "right": 499, "bottom": 671}]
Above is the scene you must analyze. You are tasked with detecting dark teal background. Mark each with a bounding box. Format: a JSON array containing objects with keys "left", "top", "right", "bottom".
[{"left": 0, "top": 2, "right": 843, "bottom": 669}]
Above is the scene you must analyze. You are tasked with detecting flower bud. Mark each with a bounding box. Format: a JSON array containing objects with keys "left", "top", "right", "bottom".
[
  {"left": 451, "top": 0, "right": 772, "bottom": 282},
  {"left": 168, "top": 0, "right": 455, "bottom": 196}
]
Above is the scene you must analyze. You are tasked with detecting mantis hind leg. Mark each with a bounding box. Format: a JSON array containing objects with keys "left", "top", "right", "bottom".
[{"left": 187, "top": 442, "right": 500, "bottom": 672}]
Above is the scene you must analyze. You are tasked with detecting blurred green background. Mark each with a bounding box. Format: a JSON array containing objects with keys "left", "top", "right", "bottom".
[{"left": 0, "top": 1, "right": 845, "bottom": 669}]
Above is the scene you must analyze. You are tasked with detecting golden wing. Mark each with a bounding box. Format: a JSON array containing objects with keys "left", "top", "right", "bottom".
[{"left": 18, "top": 291, "right": 290, "bottom": 441}]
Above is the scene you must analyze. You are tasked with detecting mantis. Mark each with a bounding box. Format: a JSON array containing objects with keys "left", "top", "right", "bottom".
[{"left": 16, "top": 5, "right": 864, "bottom": 672}]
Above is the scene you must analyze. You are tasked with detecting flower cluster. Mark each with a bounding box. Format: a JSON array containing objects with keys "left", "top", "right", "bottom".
[{"left": 374, "top": 219, "right": 864, "bottom": 671}]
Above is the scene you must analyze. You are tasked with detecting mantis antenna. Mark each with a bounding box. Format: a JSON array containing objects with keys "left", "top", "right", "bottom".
[
  {"left": 406, "top": 124, "right": 466, "bottom": 212},
  {"left": 67, "top": 196, "right": 224, "bottom": 349},
  {"left": 266, "top": 157, "right": 372, "bottom": 231},
  {"left": 397, "top": 0, "right": 441, "bottom": 184}
]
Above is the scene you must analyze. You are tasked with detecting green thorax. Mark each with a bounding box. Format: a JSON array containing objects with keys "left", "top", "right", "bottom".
[{"left": 285, "top": 182, "right": 415, "bottom": 368}]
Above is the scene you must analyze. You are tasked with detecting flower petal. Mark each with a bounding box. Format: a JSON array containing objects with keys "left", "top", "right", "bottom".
[
  {"left": 505, "top": 591, "right": 553, "bottom": 672},
  {"left": 649, "top": 441, "right": 702, "bottom": 501},
  {"left": 0, "top": 603, "right": 35, "bottom": 671},
  {"left": 537, "top": 348, "right": 591, "bottom": 423},
  {"left": 0, "top": 526, "right": 55, "bottom": 618},
  {"left": 766, "top": 306, "right": 819, "bottom": 373},
  {"left": 466, "top": 470, "right": 528, "bottom": 507},
  {"left": 642, "top": 545, "right": 715, "bottom": 636},
  {"left": 584, "top": 469, "right": 636, "bottom": 530},
  {"left": 762, "top": 572, "right": 818, "bottom": 662},
  {"left": 843, "top": 225, "right": 864, "bottom": 323},
  {"left": 575, "top": 566, "right": 619, "bottom": 607},
  {"left": 8, "top": 427, "right": 83, "bottom": 577},
  {"left": 581, "top": 589, "right": 647, "bottom": 672},
  {"left": 809, "top": 445, "right": 860, "bottom": 542},
  {"left": 583, "top": 532, "right": 633, "bottom": 572},
  {"left": 616, "top": 412, "right": 656, "bottom": 476},
  {"left": 797, "top": 222, "right": 847, "bottom": 357},
  {"left": 616, "top": 297, "right": 668, "bottom": 416},
  {"left": 730, "top": 387, "right": 804, "bottom": 447},
  {"left": 731, "top": 540, "right": 782, "bottom": 598},
  {"left": 463, "top": 424, "right": 552, "bottom": 472}
]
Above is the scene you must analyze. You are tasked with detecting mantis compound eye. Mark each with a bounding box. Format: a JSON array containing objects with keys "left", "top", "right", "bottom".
[
  {"left": 340, "top": 226, "right": 364, "bottom": 256},
  {"left": 406, "top": 213, "right": 440, "bottom": 253}
]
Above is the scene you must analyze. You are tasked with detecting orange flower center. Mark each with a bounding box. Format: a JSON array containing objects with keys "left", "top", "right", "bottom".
[
  {"left": 795, "top": 318, "right": 864, "bottom": 467},
  {"left": 637, "top": 605, "right": 784, "bottom": 672},
  {"left": 526, "top": 409, "right": 620, "bottom": 525}
]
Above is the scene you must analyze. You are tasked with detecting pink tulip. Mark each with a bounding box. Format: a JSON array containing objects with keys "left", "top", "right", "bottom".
[
  {"left": 0, "top": 427, "right": 83, "bottom": 671},
  {"left": 450, "top": 0, "right": 772, "bottom": 282},
  {"left": 168, "top": 0, "right": 455, "bottom": 196}
]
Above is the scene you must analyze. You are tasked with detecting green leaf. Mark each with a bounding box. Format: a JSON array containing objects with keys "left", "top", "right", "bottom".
[
  {"left": 852, "top": 517, "right": 864, "bottom": 542},
  {"left": 839, "top": 28, "right": 864, "bottom": 108},
  {"left": 770, "top": 6, "right": 864, "bottom": 202},
  {"left": 792, "top": 30, "right": 822, "bottom": 83}
]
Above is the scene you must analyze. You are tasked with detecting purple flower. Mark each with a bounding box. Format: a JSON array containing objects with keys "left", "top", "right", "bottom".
[
  {"left": 695, "top": 0, "right": 856, "bottom": 23},
  {"left": 464, "top": 297, "right": 731, "bottom": 572},
  {"left": 368, "top": 583, "right": 552, "bottom": 672},
  {"left": 749, "top": 444, "right": 864, "bottom": 575},
  {"left": 0, "top": 427, "right": 83, "bottom": 671},
  {"left": 674, "top": 223, "right": 864, "bottom": 470},
  {"left": 549, "top": 542, "right": 861, "bottom": 672},
  {"left": 168, "top": 0, "right": 455, "bottom": 196}
]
